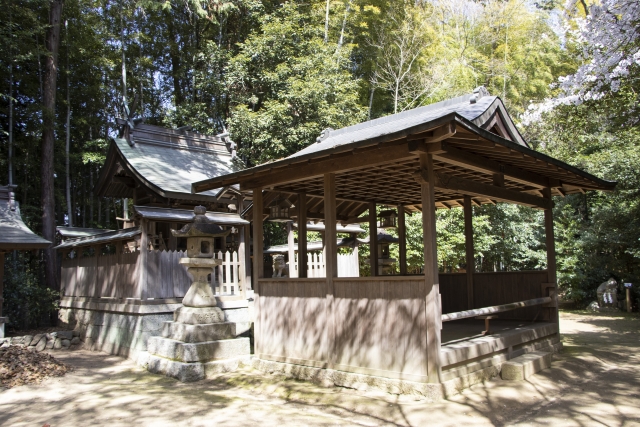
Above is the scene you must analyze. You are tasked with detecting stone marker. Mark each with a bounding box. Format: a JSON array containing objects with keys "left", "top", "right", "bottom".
[{"left": 597, "top": 278, "right": 619, "bottom": 311}]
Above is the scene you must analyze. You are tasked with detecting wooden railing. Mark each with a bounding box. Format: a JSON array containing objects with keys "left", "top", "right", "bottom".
[{"left": 441, "top": 297, "right": 552, "bottom": 322}]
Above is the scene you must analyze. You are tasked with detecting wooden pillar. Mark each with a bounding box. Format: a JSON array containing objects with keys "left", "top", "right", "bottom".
[
  {"left": 237, "top": 195, "right": 248, "bottom": 293},
  {"left": 298, "top": 192, "right": 308, "bottom": 278},
  {"left": 324, "top": 173, "right": 337, "bottom": 365},
  {"left": 369, "top": 203, "right": 378, "bottom": 276},
  {"left": 168, "top": 222, "right": 178, "bottom": 251},
  {"left": 464, "top": 196, "right": 474, "bottom": 309},
  {"left": 324, "top": 174, "right": 337, "bottom": 280},
  {"left": 543, "top": 188, "right": 558, "bottom": 324},
  {"left": 287, "top": 221, "right": 297, "bottom": 278},
  {"left": 420, "top": 154, "right": 442, "bottom": 383},
  {"left": 253, "top": 189, "right": 264, "bottom": 285},
  {"left": 139, "top": 218, "right": 149, "bottom": 300},
  {"left": 252, "top": 188, "right": 264, "bottom": 355},
  {"left": 397, "top": 204, "right": 407, "bottom": 275}
]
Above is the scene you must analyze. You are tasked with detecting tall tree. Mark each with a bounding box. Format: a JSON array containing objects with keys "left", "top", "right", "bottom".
[{"left": 41, "top": 0, "right": 63, "bottom": 297}]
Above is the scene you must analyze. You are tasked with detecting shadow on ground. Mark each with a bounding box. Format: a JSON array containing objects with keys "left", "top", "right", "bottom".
[{"left": 1, "top": 311, "right": 639, "bottom": 427}]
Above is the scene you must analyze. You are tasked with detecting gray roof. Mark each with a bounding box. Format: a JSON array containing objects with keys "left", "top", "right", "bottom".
[
  {"left": 0, "top": 186, "right": 51, "bottom": 250},
  {"left": 55, "top": 227, "right": 141, "bottom": 249},
  {"left": 134, "top": 206, "right": 249, "bottom": 225},
  {"left": 290, "top": 91, "right": 526, "bottom": 159},
  {"left": 57, "top": 227, "right": 114, "bottom": 239},
  {"left": 98, "top": 123, "right": 242, "bottom": 202}
]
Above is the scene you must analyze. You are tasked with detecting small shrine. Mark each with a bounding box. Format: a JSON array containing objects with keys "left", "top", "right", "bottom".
[{"left": 144, "top": 206, "right": 251, "bottom": 382}]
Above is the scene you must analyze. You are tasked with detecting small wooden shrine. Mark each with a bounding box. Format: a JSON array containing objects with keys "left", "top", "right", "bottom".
[
  {"left": 55, "top": 123, "right": 251, "bottom": 358},
  {"left": 192, "top": 88, "right": 616, "bottom": 392}
]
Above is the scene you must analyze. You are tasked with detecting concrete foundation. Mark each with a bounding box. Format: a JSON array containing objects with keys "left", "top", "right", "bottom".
[
  {"left": 59, "top": 297, "right": 252, "bottom": 361},
  {"left": 501, "top": 351, "right": 552, "bottom": 380}
]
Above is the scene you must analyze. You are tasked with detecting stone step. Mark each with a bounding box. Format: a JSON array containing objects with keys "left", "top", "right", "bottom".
[
  {"left": 145, "top": 353, "right": 251, "bottom": 382},
  {"left": 162, "top": 321, "right": 232, "bottom": 343},
  {"left": 147, "top": 336, "right": 250, "bottom": 363},
  {"left": 501, "top": 351, "right": 552, "bottom": 380}
]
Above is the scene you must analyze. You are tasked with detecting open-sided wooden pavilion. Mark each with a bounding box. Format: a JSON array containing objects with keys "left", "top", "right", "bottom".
[{"left": 193, "top": 88, "right": 615, "bottom": 391}]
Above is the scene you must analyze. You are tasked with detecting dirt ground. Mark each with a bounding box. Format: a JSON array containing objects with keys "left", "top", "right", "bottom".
[{"left": 0, "top": 311, "right": 639, "bottom": 427}]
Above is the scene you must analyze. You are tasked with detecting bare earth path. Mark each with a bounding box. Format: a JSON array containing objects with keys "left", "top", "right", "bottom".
[{"left": 1, "top": 311, "right": 639, "bottom": 427}]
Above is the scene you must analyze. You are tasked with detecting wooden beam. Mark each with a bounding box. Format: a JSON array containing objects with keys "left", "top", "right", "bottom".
[
  {"left": 239, "top": 144, "right": 414, "bottom": 191},
  {"left": 398, "top": 205, "right": 407, "bottom": 275},
  {"left": 407, "top": 121, "right": 456, "bottom": 142},
  {"left": 420, "top": 154, "right": 442, "bottom": 384},
  {"left": 369, "top": 203, "right": 378, "bottom": 277},
  {"left": 414, "top": 169, "right": 552, "bottom": 210},
  {"left": 463, "top": 196, "right": 474, "bottom": 310},
  {"left": 298, "top": 192, "right": 307, "bottom": 278},
  {"left": 428, "top": 142, "right": 550, "bottom": 189}
]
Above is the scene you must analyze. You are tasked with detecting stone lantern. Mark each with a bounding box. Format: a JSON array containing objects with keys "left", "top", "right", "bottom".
[
  {"left": 377, "top": 231, "right": 399, "bottom": 275},
  {"left": 378, "top": 210, "right": 397, "bottom": 229},
  {"left": 171, "top": 206, "right": 230, "bottom": 322},
  {"left": 144, "top": 206, "right": 250, "bottom": 382}
]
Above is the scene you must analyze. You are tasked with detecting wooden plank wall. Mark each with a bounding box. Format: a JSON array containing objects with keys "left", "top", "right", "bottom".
[
  {"left": 439, "top": 273, "right": 467, "bottom": 314},
  {"left": 333, "top": 278, "right": 427, "bottom": 381},
  {"left": 257, "top": 277, "right": 428, "bottom": 382},
  {"left": 439, "top": 270, "right": 547, "bottom": 319},
  {"left": 474, "top": 271, "right": 548, "bottom": 319},
  {"left": 258, "top": 279, "right": 329, "bottom": 364}
]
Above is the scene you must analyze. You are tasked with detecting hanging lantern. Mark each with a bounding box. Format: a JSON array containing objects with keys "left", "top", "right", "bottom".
[
  {"left": 269, "top": 197, "right": 292, "bottom": 222},
  {"left": 378, "top": 210, "right": 397, "bottom": 229}
]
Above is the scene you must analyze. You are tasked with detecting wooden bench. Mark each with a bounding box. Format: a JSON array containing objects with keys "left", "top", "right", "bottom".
[{"left": 476, "top": 315, "right": 498, "bottom": 335}]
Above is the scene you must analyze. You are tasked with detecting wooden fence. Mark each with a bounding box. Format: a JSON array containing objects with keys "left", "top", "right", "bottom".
[
  {"left": 62, "top": 249, "right": 244, "bottom": 300},
  {"left": 62, "top": 252, "right": 139, "bottom": 299}
]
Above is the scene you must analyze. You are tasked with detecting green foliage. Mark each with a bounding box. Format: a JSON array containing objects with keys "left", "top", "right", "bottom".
[
  {"left": 2, "top": 252, "right": 60, "bottom": 330},
  {"left": 226, "top": 3, "right": 366, "bottom": 163}
]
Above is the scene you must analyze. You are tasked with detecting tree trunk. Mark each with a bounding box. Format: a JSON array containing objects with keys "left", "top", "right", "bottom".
[
  {"left": 65, "top": 19, "right": 72, "bottom": 227},
  {"left": 41, "top": 0, "right": 63, "bottom": 316}
]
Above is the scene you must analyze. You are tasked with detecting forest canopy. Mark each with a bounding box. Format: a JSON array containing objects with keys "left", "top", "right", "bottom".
[{"left": 1, "top": 0, "right": 638, "bottom": 327}]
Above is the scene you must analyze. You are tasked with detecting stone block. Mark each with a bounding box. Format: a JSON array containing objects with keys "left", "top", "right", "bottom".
[
  {"left": 45, "top": 339, "right": 54, "bottom": 350},
  {"left": 35, "top": 336, "right": 47, "bottom": 352},
  {"left": 70, "top": 337, "right": 81, "bottom": 345},
  {"left": 174, "top": 306, "right": 224, "bottom": 325},
  {"left": 72, "top": 329, "right": 80, "bottom": 337},
  {"left": 57, "top": 331, "right": 73, "bottom": 340},
  {"left": 501, "top": 351, "right": 552, "bottom": 381},
  {"left": 61, "top": 339, "right": 71, "bottom": 348},
  {"left": 147, "top": 337, "right": 250, "bottom": 363},
  {"left": 22, "top": 335, "right": 33, "bottom": 346},
  {"left": 30, "top": 334, "right": 43, "bottom": 346},
  {"left": 53, "top": 338, "right": 62, "bottom": 349},
  {"left": 145, "top": 354, "right": 250, "bottom": 382},
  {"left": 11, "top": 336, "right": 24, "bottom": 345},
  {"left": 222, "top": 307, "right": 251, "bottom": 323},
  {"left": 146, "top": 354, "right": 205, "bottom": 382},
  {"left": 161, "top": 321, "right": 235, "bottom": 343}
]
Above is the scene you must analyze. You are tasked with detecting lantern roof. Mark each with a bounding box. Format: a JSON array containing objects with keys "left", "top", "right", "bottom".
[{"left": 171, "top": 206, "right": 231, "bottom": 238}]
